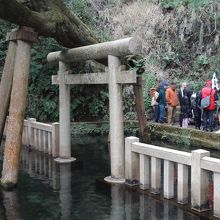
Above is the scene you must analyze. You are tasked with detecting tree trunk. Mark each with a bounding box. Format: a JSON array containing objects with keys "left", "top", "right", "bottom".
[
  {"left": 0, "top": 0, "right": 99, "bottom": 48},
  {"left": 1, "top": 27, "right": 36, "bottom": 189},
  {"left": 134, "top": 76, "right": 149, "bottom": 142},
  {"left": 0, "top": 39, "right": 17, "bottom": 142}
]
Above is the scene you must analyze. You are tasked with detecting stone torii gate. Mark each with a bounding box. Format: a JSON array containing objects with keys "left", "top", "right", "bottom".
[{"left": 47, "top": 37, "right": 142, "bottom": 183}]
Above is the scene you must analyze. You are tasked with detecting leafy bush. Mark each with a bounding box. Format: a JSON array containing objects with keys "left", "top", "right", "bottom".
[{"left": 0, "top": 20, "right": 15, "bottom": 75}]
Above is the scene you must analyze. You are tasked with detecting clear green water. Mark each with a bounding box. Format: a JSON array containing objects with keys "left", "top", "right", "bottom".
[{"left": 0, "top": 136, "right": 211, "bottom": 219}]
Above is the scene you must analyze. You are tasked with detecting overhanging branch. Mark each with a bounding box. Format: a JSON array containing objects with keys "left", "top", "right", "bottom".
[{"left": 0, "top": 0, "right": 99, "bottom": 47}]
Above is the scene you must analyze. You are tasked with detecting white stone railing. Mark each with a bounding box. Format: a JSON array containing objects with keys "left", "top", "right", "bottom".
[
  {"left": 125, "top": 137, "right": 220, "bottom": 218},
  {"left": 21, "top": 118, "right": 59, "bottom": 157},
  {"left": 4, "top": 118, "right": 59, "bottom": 157}
]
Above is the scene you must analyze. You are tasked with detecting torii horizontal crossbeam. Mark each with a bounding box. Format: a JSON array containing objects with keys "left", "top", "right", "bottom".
[
  {"left": 52, "top": 70, "right": 137, "bottom": 85},
  {"left": 47, "top": 37, "right": 142, "bottom": 63}
]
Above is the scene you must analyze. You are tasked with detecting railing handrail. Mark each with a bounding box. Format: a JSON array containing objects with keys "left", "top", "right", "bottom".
[
  {"left": 29, "top": 121, "right": 52, "bottom": 132},
  {"left": 201, "top": 156, "right": 220, "bottom": 173},
  {"left": 132, "top": 142, "right": 191, "bottom": 166}
]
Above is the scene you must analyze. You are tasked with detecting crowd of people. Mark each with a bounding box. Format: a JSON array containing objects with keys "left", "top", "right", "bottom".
[{"left": 150, "top": 80, "right": 219, "bottom": 132}]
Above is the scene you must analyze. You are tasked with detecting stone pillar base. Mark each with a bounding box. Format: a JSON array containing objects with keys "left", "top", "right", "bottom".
[
  {"left": 104, "top": 176, "right": 125, "bottom": 184},
  {"left": 54, "top": 157, "right": 76, "bottom": 163}
]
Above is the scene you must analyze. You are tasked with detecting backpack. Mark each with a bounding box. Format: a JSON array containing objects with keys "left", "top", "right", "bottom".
[
  {"left": 201, "top": 89, "right": 212, "bottom": 109},
  {"left": 201, "top": 96, "right": 211, "bottom": 109}
]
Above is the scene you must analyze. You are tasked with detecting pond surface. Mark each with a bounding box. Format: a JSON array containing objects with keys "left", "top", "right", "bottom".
[{"left": 0, "top": 136, "right": 213, "bottom": 219}]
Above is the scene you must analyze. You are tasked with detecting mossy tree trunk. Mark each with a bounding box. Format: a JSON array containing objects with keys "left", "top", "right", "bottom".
[{"left": 0, "top": 0, "right": 99, "bottom": 48}]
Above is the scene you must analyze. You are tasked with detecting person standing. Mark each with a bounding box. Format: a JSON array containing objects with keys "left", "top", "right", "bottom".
[
  {"left": 150, "top": 88, "right": 159, "bottom": 122},
  {"left": 158, "top": 80, "right": 168, "bottom": 123},
  {"left": 191, "top": 91, "right": 202, "bottom": 129},
  {"left": 166, "top": 82, "right": 179, "bottom": 125},
  {"left": 178, "top": 82, "right": 191, "bottom": 128},
  {"left": 201, "top": 80, "right": 218, "bottom": 132}
]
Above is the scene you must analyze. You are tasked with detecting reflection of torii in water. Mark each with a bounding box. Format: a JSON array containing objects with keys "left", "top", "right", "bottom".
[{"left": 212, "top": 73, "right": 219, "bottom": 90}]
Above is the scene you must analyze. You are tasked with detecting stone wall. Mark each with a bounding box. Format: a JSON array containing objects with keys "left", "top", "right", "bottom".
[{"left": 148, "top": 123, "right": 220, "bottom": 150}]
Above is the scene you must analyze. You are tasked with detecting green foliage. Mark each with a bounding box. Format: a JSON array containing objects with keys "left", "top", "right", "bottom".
[
  {"left": 26, "top": 37, "right": 62, "bottom": 121},
  {"left": 192, "top": 53, "right": 209, "bottom": 74},
  {"left": 161, "top": 51, "right": 180, "bottom": 69},
  {"left": 0, "top": 20, "right": 15, "bottom": 75},
  {"left": 197, "top": 54, "right": 209, "bottom": 66},
  {"left": 67, "top": 0, "right": 97, "bottom": 27},
  {"left": 142, "top": 71, "right": 158, "bottom": 115},
  {"left": 71, "top": 121, "right": 139, "bottom": 137},
  {"left": 127, "top": 57, "right": 146, "bottom": 76}
]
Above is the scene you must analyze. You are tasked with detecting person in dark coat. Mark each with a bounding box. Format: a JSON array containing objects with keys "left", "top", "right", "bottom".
[
  {"left": 178, "top": 82, "right": 192, "bottom": 128},
  {"left": 191, "top": 91, "right": 202, "bottom": 129},
  {"left": 158, "top": 80, "right": 168, "bottom": 123}
]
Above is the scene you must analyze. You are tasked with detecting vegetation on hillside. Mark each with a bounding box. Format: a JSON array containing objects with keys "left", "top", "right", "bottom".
[{"left": 94, "top": 0, "right": 220, "bottom": 109}]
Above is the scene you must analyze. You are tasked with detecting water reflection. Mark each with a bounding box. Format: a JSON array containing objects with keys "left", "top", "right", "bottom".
[
  {"left": 59, "top": 163, "right": 72, "bottom": 220},
  {"left": 1, "top": 190, "right": 21, "bottom": 220},
  {"left": 20, "top": 147, "right": 72, "bottom": 219},
  {"left": 110, "top": 184, "right": 125, "bottom": 220},
  {"left": 20, "top": 147, "right": 54, "bottom": 186}
]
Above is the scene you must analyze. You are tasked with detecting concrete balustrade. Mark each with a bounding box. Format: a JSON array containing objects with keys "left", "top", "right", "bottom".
[
  {"left": 3, "top": 118, "right": 59, "bottom": 157},
  {"left": 21, "top": 118, "right": 59, "bottom": 157},
  {"left": 125, "top": 136, "right": 220, "bottom": 218}
]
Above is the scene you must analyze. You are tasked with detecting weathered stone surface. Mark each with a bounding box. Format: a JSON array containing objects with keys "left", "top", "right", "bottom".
[
  {"left": 108, "top": 55, "right": 124, "bottom": 179},
  {"left": 47, "top": 37, "right": 142, "bottom": 63},
  {"left": 52, "top": 70, "right": 136, "bottom": 85}
]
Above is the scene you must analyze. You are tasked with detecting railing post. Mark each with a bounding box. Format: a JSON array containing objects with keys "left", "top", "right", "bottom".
[
  {"left": 125, "top": 137, "right": 140, "bottom": 185},
  {"left": 33, "top": 128, "right": 37, "bottom": 149},
  {"left": 39, "top": 130, "right": 43, "bottom": 151},
  {"left": 214, "top": 172, "right": 220, "bottom": 218},
  {"left": 164, "top": 160, "right": 174, "bottom": 199},
  {"left": 150, "top": 157, "right": 161, "bottom": 194},
  {"left": 140, "top": 154, "right": 150, "bottom": 190},
  {"left": 23, "top": 121, "right": 28, "bottom": 146},
  {"left": 28, "top": 118, "right": 36, "bottom": 146},
  {"left": 177, "top": 163, "right": 188, "bottom": 204},
  {"left": 43, "top": 131, "right": 47, "bottom": 153},
  {"left": 191, "top": 149, "right": 210, "bottom": 211},
  {"left": 48, "top": 132, "right": 52, "bottom": 155},
  {"left": 52, "top": 122, "right": 60, "bottom": 157}
]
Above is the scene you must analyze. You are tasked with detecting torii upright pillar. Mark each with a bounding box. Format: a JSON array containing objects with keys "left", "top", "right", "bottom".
[
  {"left": 105, "top": 55, "right": 125, "bottom": 183},
  {"left": 54, "top": 62, "right": 75, "bottom": 163}
]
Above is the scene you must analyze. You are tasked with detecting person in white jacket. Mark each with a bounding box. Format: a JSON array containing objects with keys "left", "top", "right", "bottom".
[{"left": 150, "top": 87, "right": 159, "bottom": 122}]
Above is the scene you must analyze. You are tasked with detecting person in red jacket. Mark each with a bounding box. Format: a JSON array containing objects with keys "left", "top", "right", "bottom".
[{"left": 201, "top": 80, "right": 218, "bottom": 131}]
